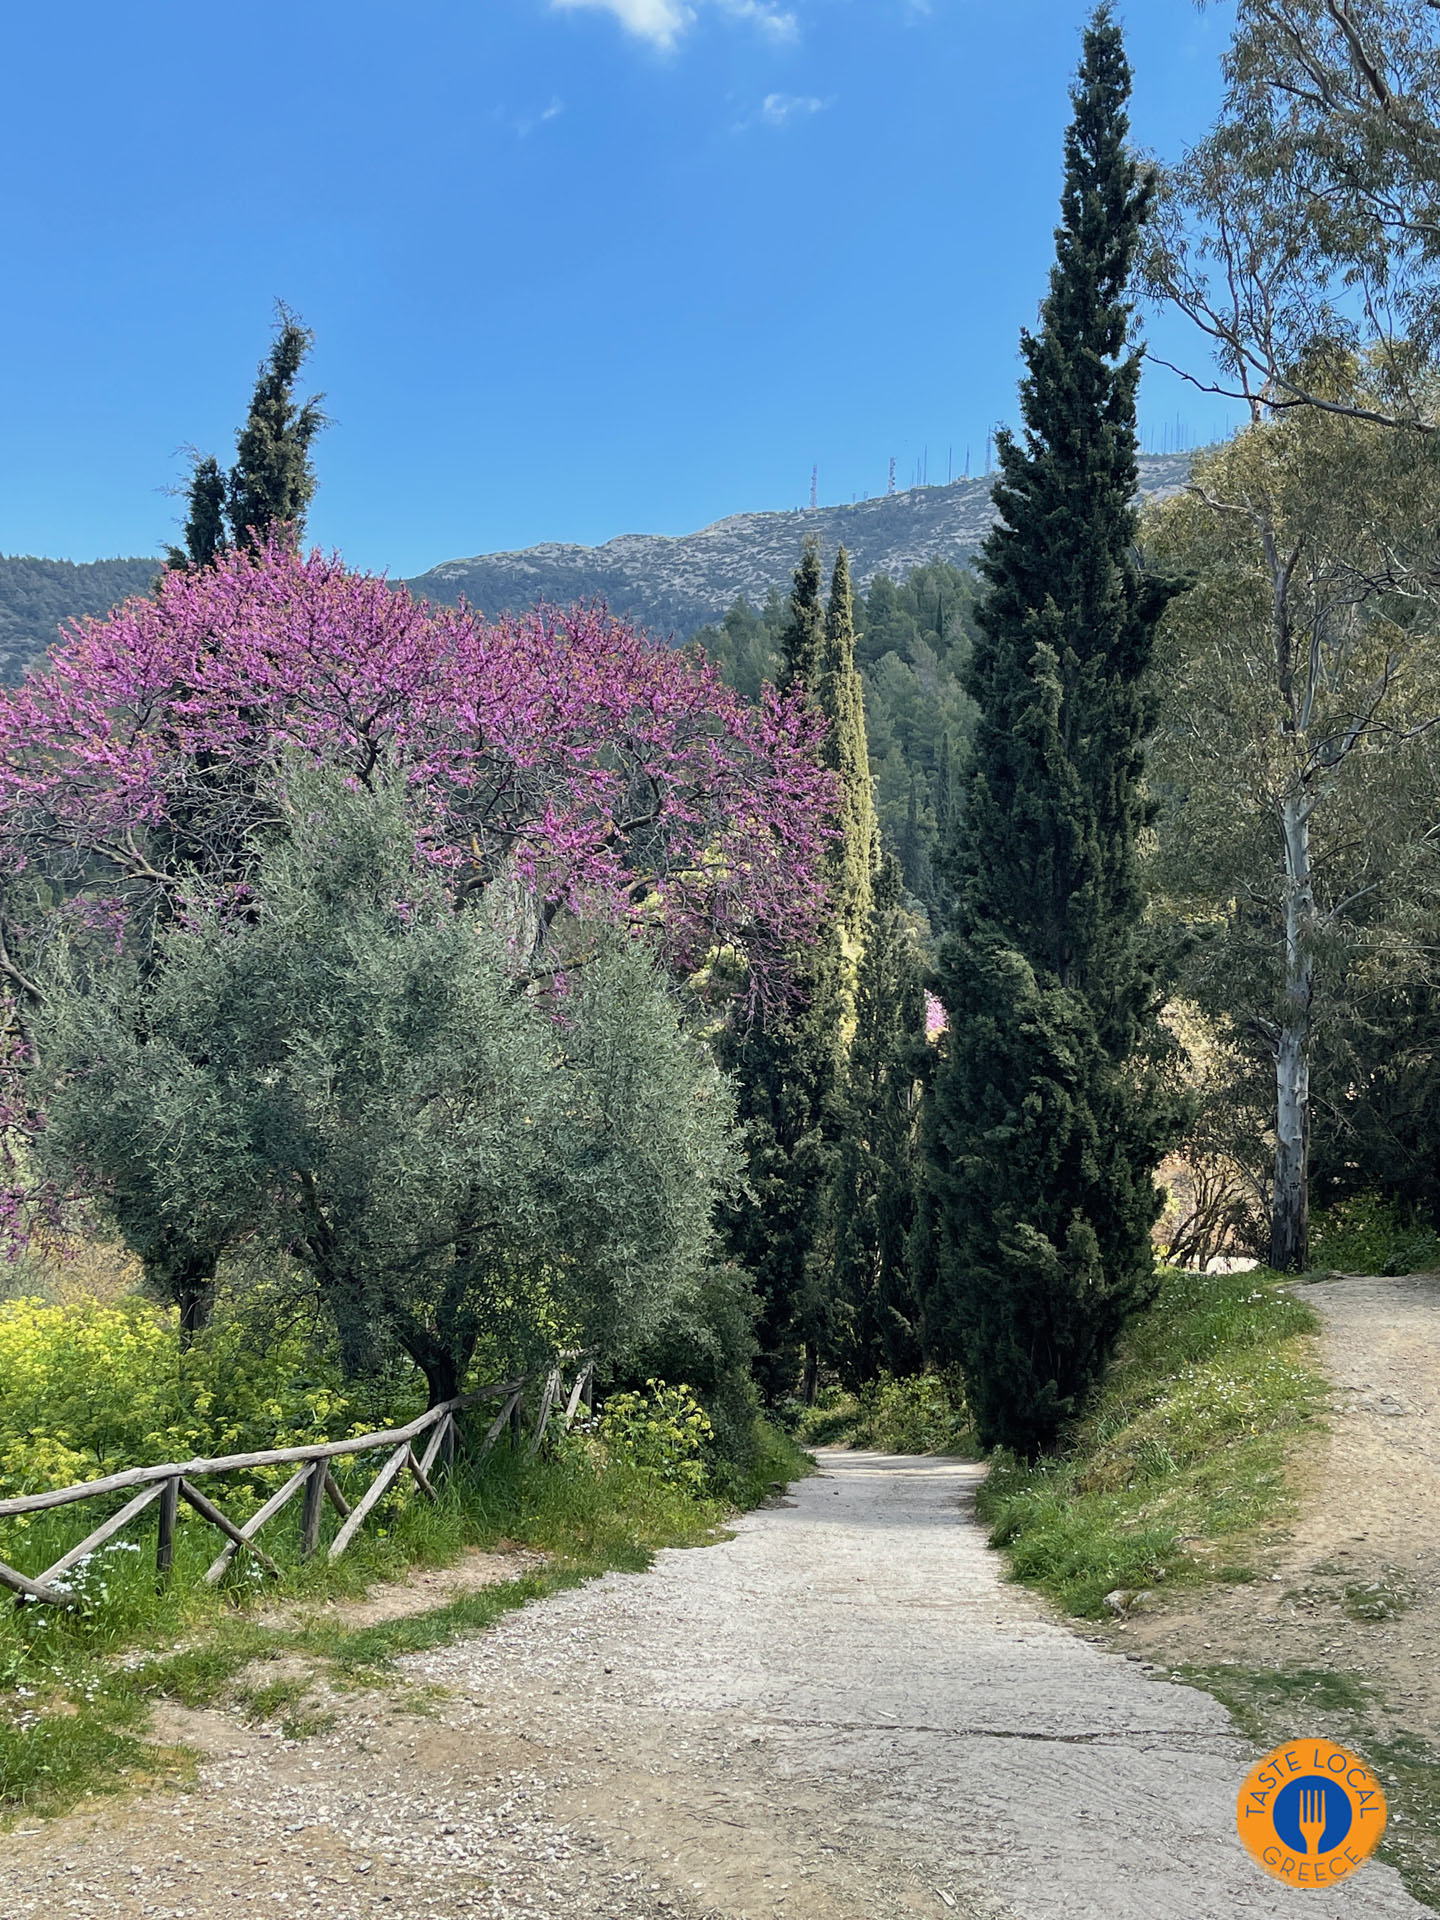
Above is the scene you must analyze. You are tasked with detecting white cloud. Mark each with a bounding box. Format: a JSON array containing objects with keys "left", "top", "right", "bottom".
[
  {"left": 758, "top": 90, "right": 828, "bottom": 126},
  {"left": 514, "top": 94, "right": 567, "bottom": 136},
  {"left": 549, "top": 0, "right": 797, "bottom": 49},
  {"left": 716, "top": 0, "right": 799, "bottom": 41},
  {"left": 550, "top": 0, "right": 696, "bottom": 48}
]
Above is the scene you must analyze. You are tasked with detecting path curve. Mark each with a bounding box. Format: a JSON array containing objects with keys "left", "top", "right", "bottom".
[
  {"left": 2, "top": 1449, "right": 1428, "bottom": 1919},
  {"left": 1116, "top": 1271, "right": 1440, "bottom": 1722}
]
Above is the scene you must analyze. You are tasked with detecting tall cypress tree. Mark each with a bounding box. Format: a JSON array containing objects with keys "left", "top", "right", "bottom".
[
  {"left": 779, "top": 536, "right": 826, "bottom": 694},
  {"left": 227, "top": 310, "right": 326, "bottom": 552},
  {"left": 818, "top": 547, "right": 876, "bottom": 981},
  {"left": 829, "top": 854, "right": 928, "bottom": 1388},
  {"left": 169, "top": 456, "right": 229, "bottom": 573},
  {"left": 935, "top": 731, "right": 953, "bottom": 851},
  {"left": 725, "top": 539, "right": 875, "bottom": 1400},
  {"left": 168, "top": 308, "right": 325, "bottom": 571},
  {"left": 922, "top": 8, "right": 1181, "bottom": 1457}
]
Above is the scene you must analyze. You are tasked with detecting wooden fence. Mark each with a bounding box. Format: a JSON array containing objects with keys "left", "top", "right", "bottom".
[{"left": 0, "top": 1354, "right": 594, "bottom": 1609}]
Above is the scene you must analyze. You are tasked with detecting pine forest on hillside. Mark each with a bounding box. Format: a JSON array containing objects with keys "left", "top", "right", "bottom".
[{"left": 692, "top": 560, "right": 978, "bottom": 920}]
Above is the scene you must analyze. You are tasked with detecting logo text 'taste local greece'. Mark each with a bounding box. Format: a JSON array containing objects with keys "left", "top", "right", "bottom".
[{"left": 1237, "top": 1740, "right": 1388, "bottom": 1887}]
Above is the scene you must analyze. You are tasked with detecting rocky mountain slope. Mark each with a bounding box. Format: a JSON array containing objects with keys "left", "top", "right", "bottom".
[
  {"left": 0, "top": 455, "right": 1194, "bottom": 678},
  {"left": 407, "top": 454, "right": 1194, "bottom": 636}
]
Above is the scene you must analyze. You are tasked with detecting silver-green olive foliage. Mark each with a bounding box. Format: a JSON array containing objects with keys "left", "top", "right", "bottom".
[{"left": 34, "top": 767, "right": 742, "bottom": 1401}]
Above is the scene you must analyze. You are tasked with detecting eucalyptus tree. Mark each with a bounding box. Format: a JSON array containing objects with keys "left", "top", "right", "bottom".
[
  {"left": 1157, "top": 1, "right": 1440, "bottom": 429},
  {"left": 1147, "top": 401, "right": 1440, "bottom": 1268}
]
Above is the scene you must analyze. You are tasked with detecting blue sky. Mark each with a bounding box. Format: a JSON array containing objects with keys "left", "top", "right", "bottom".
[{"left": 2, "top": 0, "right": 1235, "bottom": 577}]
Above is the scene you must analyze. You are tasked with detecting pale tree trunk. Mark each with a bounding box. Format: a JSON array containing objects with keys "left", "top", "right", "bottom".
[{"left": 1270, "top": 792, "right": 1315, "bottom": 1270}]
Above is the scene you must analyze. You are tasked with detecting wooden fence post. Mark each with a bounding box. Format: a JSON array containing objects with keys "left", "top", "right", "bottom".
[
  {"left": 478, "top": 1390, "right": 521, "bottom": 1460},
  {"left": 156, "top": 1475, "right": 181, "bottom": 1577},
  {"left": 527, "top": 1369, "right": 562, "bottom": 1459},
  {"left": 299, "top": 1457, "right": 329, "bottom": 1561}
]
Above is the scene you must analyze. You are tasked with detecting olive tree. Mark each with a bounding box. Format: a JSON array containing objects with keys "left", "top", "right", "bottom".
[{"left": 33, "top": 767, "right": 742, "bottom": 1399}]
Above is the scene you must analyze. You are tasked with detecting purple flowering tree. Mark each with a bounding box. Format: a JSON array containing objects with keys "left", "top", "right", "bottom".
[{"left": 0, "top": 544, "right": 837, "bottom": 1242}]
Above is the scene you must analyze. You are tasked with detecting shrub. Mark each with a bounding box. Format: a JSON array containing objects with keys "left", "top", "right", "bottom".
[
  {"left": 796, "top": 1371, "right": 972, "bottom": 1454},
  {"left": 618, "top": 1262, "right": 763, "bottom": 1495},
  {"left": 597, "top": 1381, "right": 713, "bottom": 1493},
  {"left": 0, "top": 1292, "right": 409, "bottom": 1505},
  {"left": 1309, "top": 1194, "right": 1440, "bottom": 1277}
]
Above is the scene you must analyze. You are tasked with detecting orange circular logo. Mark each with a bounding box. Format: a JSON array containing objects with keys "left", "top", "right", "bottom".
[{"left": 1238, "top": 1740, "right": 1387, "bottom": 1886}]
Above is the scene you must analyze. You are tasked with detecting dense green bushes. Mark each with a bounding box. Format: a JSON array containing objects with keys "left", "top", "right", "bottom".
[
  {"left": 1307, "top": 1196, "right": 1440, "bottom": 1277},
  {"left": 618, "top": 1261, "right": 766, "bottom": 1497},
  {"left": 0, "top": 1292, "right": 403, "bottom": 1502},
  {"left": 798, "top": 1371, "right": 972, "bottom": 1455}
]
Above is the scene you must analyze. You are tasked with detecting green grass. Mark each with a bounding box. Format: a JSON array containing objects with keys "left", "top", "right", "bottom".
[
  {"left": 975, "top": 1265, "right": 1325, "bottom": 1617},
  {"left": 0, "top": 1419, "right": 809, "bottom": 1823},
  {"left": 795, "top": 1372, "right": 976, "bottom": 1455}
]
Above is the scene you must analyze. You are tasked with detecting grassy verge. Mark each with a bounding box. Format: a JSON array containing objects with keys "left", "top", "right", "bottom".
[
  {"left": 975, "top": 1265, "right": 1325, "bottom": 1617},
  {"left": 0, "top": 1419, "right": 810, "bottom": 1824},
  {"left": 795, "top": 1372, "right": 975, "bottom": 1455}
]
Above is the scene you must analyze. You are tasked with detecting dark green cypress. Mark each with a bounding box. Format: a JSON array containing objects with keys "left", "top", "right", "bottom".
[
  {"left": 166, "top": 456, "right": 229, "bottom": 572},
  {"left": 168, "top": 308, "right": 325, "bottom": 571},
  {"left": 830, "top": 855, "right": 928, "bottom": 1387},
  {"left": 227, "top": 309, "right": 326, "bottom": 552},
  {"left": 898, "top": 776, "right": 932, "bottom": 902},
  {"left": 778, "top": 536, "right": 826, "bottom": 694},
  {"left": 724, "top": 541, "right": 876, "bottom": 1400},
  {"left": 936, "top": 732, "right": 953, "bottom": 848},
  {"left": 922, "top": 8, "right": 1182, "bottom": 1457}
]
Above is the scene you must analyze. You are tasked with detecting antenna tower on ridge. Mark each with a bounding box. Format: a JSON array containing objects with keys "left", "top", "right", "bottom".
[
  {"left": 809, "top": 464, "right": 818, "bottom": 510},
  {"left": 888, "top": 457, "right": 896, "bottom": 496}
]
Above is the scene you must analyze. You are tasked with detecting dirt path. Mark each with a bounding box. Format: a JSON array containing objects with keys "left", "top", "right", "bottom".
[
  {"left": 1110, "top": 1271, "right": 1440, "bottom": 1903},
  {"left": 1115, "top": 1271, "right": 1440, "bottom": 1716},
  {"left": 0, "top": 1448, "right": 1428, "bottom": 1920}
]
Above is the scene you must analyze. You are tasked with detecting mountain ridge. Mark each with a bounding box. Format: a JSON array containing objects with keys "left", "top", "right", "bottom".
[
  {"left": 407, "top": 454, "right": 1195, "bottom": 637},
  {"left": 0, "top": 455, "right": 1195, "bottom": 676}
]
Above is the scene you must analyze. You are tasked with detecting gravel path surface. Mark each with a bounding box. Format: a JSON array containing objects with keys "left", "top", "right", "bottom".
[{"left": 1, "top": 1449, "right": 1427, "bottom": 1919}]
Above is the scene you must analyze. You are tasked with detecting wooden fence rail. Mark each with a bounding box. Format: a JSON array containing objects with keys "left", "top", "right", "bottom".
[{"left": 0, "top": 1355, "right": 594, "bottom": 1609}]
